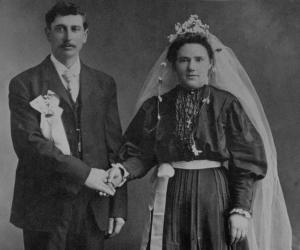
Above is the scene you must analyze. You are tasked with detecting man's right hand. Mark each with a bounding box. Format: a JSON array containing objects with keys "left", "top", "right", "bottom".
[{"left": 84, "top": 168, "right": 116, "bottom": 196}]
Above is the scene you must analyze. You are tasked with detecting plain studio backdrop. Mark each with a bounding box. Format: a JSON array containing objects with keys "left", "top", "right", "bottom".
[{"left": 0, "top": 0, "right": 299, "bottom": 249}]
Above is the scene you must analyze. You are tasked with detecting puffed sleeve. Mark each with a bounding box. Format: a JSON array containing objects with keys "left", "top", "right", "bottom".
[
  {"left": 226, "top": 97, "right": 267, "bottom": 211},
  {"left": 119, "top": 97, "right": 158, "bottom": 180}
]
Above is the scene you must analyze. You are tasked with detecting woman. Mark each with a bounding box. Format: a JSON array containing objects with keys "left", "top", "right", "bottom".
[{"left": 108, "top": 15, "right": 291, "bottom": 250}]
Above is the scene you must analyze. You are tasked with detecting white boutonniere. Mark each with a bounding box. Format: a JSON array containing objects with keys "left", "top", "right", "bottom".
[
  {"left": 30, "top": 90, "right": 71, "bottom": 155},
  {"left": 30, "top": 90, "right": 60, "bottom": 116}
]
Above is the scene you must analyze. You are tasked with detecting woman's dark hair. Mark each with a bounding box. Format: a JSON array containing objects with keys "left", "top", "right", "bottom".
[
  {"left": 166, "top": 33, "right": 214, "bottom": 65},
  {"left": 45, "top": 1, "right": 88, "bottom": 30}
]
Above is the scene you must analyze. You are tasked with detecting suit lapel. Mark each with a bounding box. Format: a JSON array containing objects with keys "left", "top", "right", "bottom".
[
  {"left": 41, "top": 57, "right": 106, "bottom": 125},
  {"left": 79, "top": 63, "right": 99, "bottom": 107},
  {"left": 41, "top": 56, "right": 74, "bottom": 110}
]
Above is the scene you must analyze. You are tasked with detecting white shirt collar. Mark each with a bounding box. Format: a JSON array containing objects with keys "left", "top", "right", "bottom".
[{"left": 50, "top": 54, "right": 81, "bottom": 76}]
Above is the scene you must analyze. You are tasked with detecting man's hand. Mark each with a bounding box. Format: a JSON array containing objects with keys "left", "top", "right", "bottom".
[
  {"left": 228, "top": 213, "right": 249, "bottom": 245},
  {"left": 108, "top": 217, "right": 125, "bottom": 237},
  {"left": 107, "top": 165, "right": 124, "bottom": 188},
  {"left": 84, "top": 168, "right": 115, "bottom": 196}
]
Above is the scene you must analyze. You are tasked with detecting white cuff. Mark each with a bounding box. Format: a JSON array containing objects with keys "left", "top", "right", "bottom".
[{"left": 229, "top": 208, "right": 252, "bottom": 219}]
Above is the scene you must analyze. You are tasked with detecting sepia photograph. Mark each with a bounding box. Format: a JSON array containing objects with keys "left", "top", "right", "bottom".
[{"left": 0, "top": 0, "right": 299, "bottom": 249}]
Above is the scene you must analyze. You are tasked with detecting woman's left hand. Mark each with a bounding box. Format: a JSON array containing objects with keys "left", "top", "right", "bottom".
[{"left": 228, "top": 213, "right": 249, "bottom": 245}]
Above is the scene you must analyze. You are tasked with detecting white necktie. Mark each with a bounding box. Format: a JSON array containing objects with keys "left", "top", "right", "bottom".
[{"left": 62, "top": 70, "right": 78, "bottom": 102}]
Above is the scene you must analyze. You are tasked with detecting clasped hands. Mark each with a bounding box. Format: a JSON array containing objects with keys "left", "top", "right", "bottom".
[
  {"left": 84, "top": 164, "right": 124, "bottom": 197},
  {"left": 84, "top": 165, "right": 125, "bottom": 237}
]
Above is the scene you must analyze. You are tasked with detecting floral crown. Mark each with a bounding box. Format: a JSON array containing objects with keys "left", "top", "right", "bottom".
[{"left": 168, "top": 15, "right": 209, "bottom": 43}]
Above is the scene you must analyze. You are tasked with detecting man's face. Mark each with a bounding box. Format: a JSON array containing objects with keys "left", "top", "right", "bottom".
[{"left": 45, "top": 15, "right": 88, "bottom": 62}]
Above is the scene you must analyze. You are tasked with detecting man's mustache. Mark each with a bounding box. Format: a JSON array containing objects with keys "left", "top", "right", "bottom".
[{"left": 60, "top": 43, "right": 76, "bottom": 48}]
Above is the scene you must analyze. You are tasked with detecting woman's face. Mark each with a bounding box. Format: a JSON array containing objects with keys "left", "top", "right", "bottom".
[{"left": 175, "top": 43, "right": 212, "bottom": 89}]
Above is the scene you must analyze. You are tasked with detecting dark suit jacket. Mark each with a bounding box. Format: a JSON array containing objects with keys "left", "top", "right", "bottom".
[{"left": 9, "top": 56, "right": 127, "bottom": 232}]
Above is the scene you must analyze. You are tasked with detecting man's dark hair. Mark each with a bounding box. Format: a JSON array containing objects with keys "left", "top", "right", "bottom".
[
  {"left": 166, "top": 33, "right": 214, "bottom": 65},
  {"left": 45, "top": 1, "right": 88, "bottom": 29}
]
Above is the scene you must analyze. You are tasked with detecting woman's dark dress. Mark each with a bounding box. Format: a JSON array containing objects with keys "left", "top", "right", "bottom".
[{"left": 120, "top": 85, "right": 267, "bottom": 250}]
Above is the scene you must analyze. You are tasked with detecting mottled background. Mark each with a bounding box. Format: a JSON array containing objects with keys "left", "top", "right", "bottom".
[{"left": 0, "top": 0, "right": 299, "bottom": 249}]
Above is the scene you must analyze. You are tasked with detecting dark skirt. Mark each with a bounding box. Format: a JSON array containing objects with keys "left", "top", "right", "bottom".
[{"left": 162, "top": 167, "right": 249, "bottom": 250}]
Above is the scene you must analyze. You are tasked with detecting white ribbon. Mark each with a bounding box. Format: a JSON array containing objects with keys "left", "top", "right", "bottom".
[{"left": 30, "top": 90, "right": 71, "bottom": 155}]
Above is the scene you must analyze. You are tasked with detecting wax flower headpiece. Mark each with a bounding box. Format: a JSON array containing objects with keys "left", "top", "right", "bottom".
[{"left": 168, "top": 15, "right": 210, "bottom": 43}]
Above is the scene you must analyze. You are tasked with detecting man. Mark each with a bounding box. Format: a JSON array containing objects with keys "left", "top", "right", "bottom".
[{"left": 9, "top": 2, "right": 126, "bottom": 249}]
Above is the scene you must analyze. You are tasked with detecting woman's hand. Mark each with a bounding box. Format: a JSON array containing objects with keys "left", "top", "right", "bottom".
[
  {"left": 228, "top": 213, "right": 249, "bottom": 245},
  {"left": 107, "top": 165, "right": 123, "bottom": 187}
]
